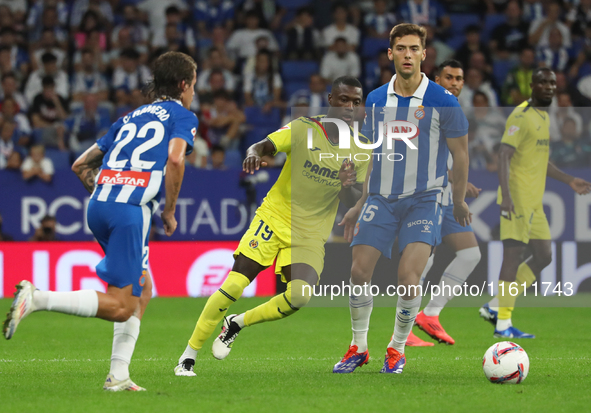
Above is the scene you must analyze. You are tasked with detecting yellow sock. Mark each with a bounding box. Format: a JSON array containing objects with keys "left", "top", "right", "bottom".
[
  {"left": 498, "top": 263, "right": 536, "bottom": 320},
  {"left": 188, "top": 271, "right": 250, "bottom": 351},
  {"left": 244, "top": 279, "right": 311, "bottom": 327}
]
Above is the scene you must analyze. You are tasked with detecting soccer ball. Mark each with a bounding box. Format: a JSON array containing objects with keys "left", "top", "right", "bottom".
[{"left": 482, "top": 341, "right": 529, "bottom": 384}]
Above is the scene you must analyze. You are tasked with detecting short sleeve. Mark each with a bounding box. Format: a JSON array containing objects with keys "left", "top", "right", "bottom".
[
  {"left": 500, "top": 110, "right": 527, "bottom": 149},
  {"left": 171, "top": 109, "right": 199, "bottom": 155},
  {"left": 440, "top": 94, "right": 469, "bottom": 138},
  {"left": 96, "top": 118, "right": 123, "bottom": 153},
  {"left": 42, "top": 158, "right": 54, "bottom": 175},
  {"left": 267, "top": 122, "right": 293, "bottom": 155}
]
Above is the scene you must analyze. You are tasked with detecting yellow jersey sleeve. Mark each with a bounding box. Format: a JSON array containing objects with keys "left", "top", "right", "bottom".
[
  {"left": 267, "top": 122, "right": 293, "bottom": 155},
  {"left": 501, "top": 109, "right": 528, "bottom": 149}
]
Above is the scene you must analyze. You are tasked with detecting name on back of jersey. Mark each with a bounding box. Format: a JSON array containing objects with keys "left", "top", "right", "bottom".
[{"left": 123, "top": 104, "right": 171, "bottom": 123}]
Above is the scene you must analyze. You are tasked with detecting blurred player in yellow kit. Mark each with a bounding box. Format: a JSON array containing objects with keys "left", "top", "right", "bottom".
[
  {"left": 174, "top": 76, "right": 372, "bottom": 376},
  {"left": 480, "top": 68, "right": 591, "bottom": 338}
]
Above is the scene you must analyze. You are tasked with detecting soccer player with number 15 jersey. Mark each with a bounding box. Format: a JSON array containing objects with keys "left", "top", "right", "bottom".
[{"left": 3, "top": 52, "right": 199, "bottom": 391}]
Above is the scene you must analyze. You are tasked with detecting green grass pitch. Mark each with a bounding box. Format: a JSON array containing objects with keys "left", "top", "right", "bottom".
[{"left": 1, "top": 296, "right": 590, "bottom": 413}]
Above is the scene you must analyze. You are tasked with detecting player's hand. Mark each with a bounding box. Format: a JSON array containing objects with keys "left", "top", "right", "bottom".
[
  {"left": 161, "top": 209, "right": 177, "bottom": 236},
  {"left": 466, "top": 182, "right": 482, "bottom": 198},
  {"left": 339, "top": 205, "right": 362, "bottom": 243},
  {"left": 338, "top": 159, "right": 357, "bottom": 188},
  {"left": 453, "top": 201, "right": 472, "bottom": 227},
  {"left": 499, "top": 196, "right": 515, "bottom": 220},
  {"left": 243, "top": 154, "right": 267, "bottom": 174},
  {"left": 569, "top": 177, "right": 591, "bottom": 195}
]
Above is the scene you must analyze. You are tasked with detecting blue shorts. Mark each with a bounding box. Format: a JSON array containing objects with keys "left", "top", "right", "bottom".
[
  {"left": 87, "top": 200, "right": 152, "bottom": 297},
  {"left": 351, "top": 193, "right": 442, "bottom": 259},
  {"left": 438, "top": 204, "right": 473, "bottom": 245}
]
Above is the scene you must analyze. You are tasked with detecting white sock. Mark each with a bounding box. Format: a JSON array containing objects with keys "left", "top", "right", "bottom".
[
  {"left": 496, "top": 318, "right": 512, "bottom": 331},
  {"left": 110, "top": 315, "right": 141, "bottom": 381},
  {"left": 33, "top": 290, "right": 98, "bottom": 317},
  {"left": 388, "top": 295, "right": 421, "bottom": 354},
  {"left": 179, "top": 344, "right": 198, "bottom": 363},
  {"left": 349, "top": 280, "right": 373, "bottom": 353},
  {"left": 424, "top": 247, "right": 481, "bottom": 316},
  {"left": 233, "top": 313, "right": 246, "bottom": 329},
  {"left": 419, "top": 254, "right": 434, "bottom": 288}
]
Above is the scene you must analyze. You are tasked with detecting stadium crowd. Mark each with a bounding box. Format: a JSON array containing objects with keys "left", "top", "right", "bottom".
[{"left": 0, "top": 0, "right": 590, "bottom": 182}]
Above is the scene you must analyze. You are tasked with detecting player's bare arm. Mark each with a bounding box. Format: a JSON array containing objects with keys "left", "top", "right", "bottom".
[
  {"left": 162, "top": 137, "right": 188, "bottom": 237},
  {"left": 497, "top": 143, "right": 517, "bottom": 219},
  {"left": 72, "top": 143, "right": 105, "bottom": 194},
  {"left": 547, "top": 162, "right": 591, "bottom": 195},
  {"left": 448, "top": 168, "right": 481, "bottom": 198},
  {"left": 447, "top": 134, "right": 471, "bottom": 226},
  {"left": 339, "top": 156, "right": 372, "bottom": 242},
  {"left": 338, "top": 159, "right": 363, "bottom": 207},
  {"left": 243, "top": 137, "right": 276, "bottom": 174}
]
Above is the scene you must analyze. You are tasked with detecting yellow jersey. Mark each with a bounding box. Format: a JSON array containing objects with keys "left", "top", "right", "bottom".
[
  {"left": 258, "top": 115, "right": 372, "bottom": 242},
  {"left": 497, "top": 100, "right": 550, "bottom": 207}
]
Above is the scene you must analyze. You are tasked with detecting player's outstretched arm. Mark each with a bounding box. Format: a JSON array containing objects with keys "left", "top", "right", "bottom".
[
  {"left": 162, "top": 138, "right": 188, "bottom": 237},
  {"left": 338, "top": 159, "right": 362, "bottom": 207},
  {"left": 547, "top": 162, "right": 591, "bottom": 195},
  {"left": 447, "top": 135, "right": 471, "bottom": 227},
  {"left": 72, "top": 143, "right": 105, "bottom": 193},
  {"left": 243, "top": 138, "right": 275, "bottom": 174},
  {"left": 497, "top": 143, "right": 516, "bottom": 220}
]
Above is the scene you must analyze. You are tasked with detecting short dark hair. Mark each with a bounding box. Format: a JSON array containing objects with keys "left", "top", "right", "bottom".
[
  {"left": 245, "top": 10, "right": 259, "bottom": 19},
  {"left": 472, "top": 91, "right": 489, "bottom": 103},
  {"left": 145, "top": 51, "right": 197, "bottom": 100},
  {"left": 296, "top": 6, "right": 313, "bottom": 16},
  {"left": 0, "top": 45, "right": 9, "bottom": 54},
  {"left": 212, "top": 89, "right": 231, "bottom": 101},
  {"left": 532, "top": 67, "right": 554, "bottom": 81},
  {"left": 389, "top": 23, "right": 427, "bottom": 49},
  {"left": 166, "top": 5, "right": 180, "bottom": 15},
  {"left": 209, "top": 68, "right": 224, "bottom": 79},
  {"left": 41, "top": 52, "right": 57, "bottom": 64},
  {"left": 436, "top": 59, "right": 463, "bottom": 76},
  {"left": 41, "top": 215, "right": 56, "bottom": 223},
  {"left": 465, "top": 24, "right": 480, "bottom": 35},
  {"left": 211, "top": 144, "right": 225, "bottom": 154},
  {"left": 120, "top": 47, "right": 140, "bottom": 60},
  {"left": 332, "top": 76, "right": 362, "bottom": 91},
  {"left": 0, "top": 27, "right": 15, "bottom": 37},
  {"left": 334, "top": 36, "right": 348, "bottom": 44},
  {"left": 42, "top": 75, "right": 55, "bottom": 87},
  {"left": 1, "top": 71, "right": 15, "bottom": 82}
]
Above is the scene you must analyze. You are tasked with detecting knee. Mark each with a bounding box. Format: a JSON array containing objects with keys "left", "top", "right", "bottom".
[
  {"left": 290, "top": 279, "right": 312, "bottom": 309},
  {"left": 351, "top": 261, "right": 373, "bottom": 285},
  {"left": 112, "top": 306, "right": 135, "bottom": 322},
  {"left": 457, "top": 246, "right": 481, "bottom": 267}
]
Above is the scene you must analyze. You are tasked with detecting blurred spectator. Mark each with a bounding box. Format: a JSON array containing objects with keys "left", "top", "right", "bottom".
[
  {"left": 29, "top": 76, "right": 68, "bottom": 150},
  {"left": 31, "top": 29, "right": 67, "bottom": 71},
  {"left": 377, "top": 67, "right": 395, "bottom": 88},
  {"left": 576, "top": 73, "right": 591, "bottom": 104},
  {"left": 468, "top": 51, "right": 493, "bottom": 82},
  {"left": 0, "top": 212, "right": 14, "bottom": 241},
  {"left": 283, "top": 95, "right": 310, "bottom": 125},
  {"left": 203, "top": 90, "right": 245, "bottom": 148},
  {"left": 365, "top": 0, "right": 397, "bottom": 39},
  {"left": 238, "top": 0, "right": 286, "bottom": 31},
  {"left": 29, "top": 215, "right": 59, "bottom": 241},
  {"left": 490, "top": 0, "right": 530, "bottom": 60},
  {"left": 398, "top": 0, "right": 451, "bottom": 35},
  {"left": 70, "top": 0, "right": 113, "bottom": 30},
  {"left": 486, "top": 142, "right": 502, "bottom": 173},
  {"left": 74, "top": 11, "right": 107, "bottom": 52},
  {"left": 112, "top": 48, "right": 151, "bottom": 108},
  {"left": 455, "top": 25, "right": 492, "bottom": 72},
  {"left": 26, "top": 0, "right": 68, "bottom": 34},
  {"left": 566, "top": 0, "right": 591, "bottom": 38},
  {"left": 529, "top": 1, "right": 571, "bottom": 48},
  {"left": 185, "top": 133, "right": 210, "bottom": 169},
  {"left": 0, "top": 0, "right": 25, "bottom": 23},
  {"left": 241, "top": 35, "right": 278, "bottom": 76},
  {"left": 115, "top": 89, "right": 147, "bottom": 119},
  {"left": 204, "top": 27, "right": 235, "bottom": 70},
  {"left": 28, "top": 6, "right": 67, "bottom": 48},
  {"left": 550, "top": 91, "right": 583, "bottom": 141},
  {"left": 458, "top": 68, "right": 498, "bottom": 110},
  {"left": 502, "top": 47, "right": 535, "bottom": 105},
  {"left": 154, "top": 23, "right": 194, "bottom": 56},
  {"left": 203, "top": 69, "right": 232, "bottom": 96},
  {"left": 0, "top": 119, "right": 16, "bottom": 169},
  {"left": 285, "top": 7, "right": 321, "bottom": 60},
  {"left": 365, "top": 50, "right": 392, "bottom": 89},
  {"left": 536, "top": 27, "right": 569, "bottom": 72},
  {"left": 550, "top": 117, "right": 591, "bottom": 167},
  {"left": 208, "top": 144, "right": 227, "bottom": 170},
  {"left": 111, "top": 6, "right": 149, "bottom": 51},
  {"left": 151, "top": 6, "right": 196, "bottom": 57},
  {"left": 138, "top": 0, "right": 188, "bottom": 39},
  {"left": 25, "top": 52, "right": 69, "bottom": 105},
  {"left": 198, "top": 48, "right": 236, "bottom": 95},
  {"left": 194, "top": 0, "right": 235, "bottom": 36},
  {"left": 67, "top": 93, "right": 110, "bottom": 152},
  {"left": 0, "top": 46, "right": 16, "bottom": 85},
  {"left": 288, "top": 74, "right": 329, "bottom": 116},
  {"left": 425, "top": 24, "right": 453, "bottom": 65},
  {"left": 1, "top": 96, "right": 31, "bottom": 147},
  {"left": 468, "top": 91, "right": 506, "bottom": 154},
  {"left": 243, "top": 49, "right": 283, "bottom": 110},
  {"left": 568, "top": 26, "right": 591, "bottom": 78},
  {"left": 71, "top": 48, "right": 108, "bottom": 102},
  {"left": 226, "top": 10, "right": 279, "bottom": 60},
  {"left": 109, "top": 26, "right": 148, "bottom": 69},
  {"left": 22, "top": 144, "right": 54, "bottom": 182},
  {"left": 423, "top": 45, "right": 438, "bottom": 79},
  {"left": 0, "top": 27, "right": 29, "bottom": 75},
  {"left": 320, "top": 37, "right": 361, "bottom": 82},
  {"left": 322, "top": 3, "right": 360, "bottom": 51},
  {"left": 0, "top": 72, "right": 27, "bottom": 112},
  {"left": 522, "top": 0, "right": 544, "bottom": 22}
]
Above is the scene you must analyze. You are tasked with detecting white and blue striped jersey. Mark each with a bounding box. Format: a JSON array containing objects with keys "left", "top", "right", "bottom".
[
  {"left": 364, "top": 74, "right": 469, "bottom": 201},
  {"left": 91, "top": 100, "right": 197, "bottom": 208}
]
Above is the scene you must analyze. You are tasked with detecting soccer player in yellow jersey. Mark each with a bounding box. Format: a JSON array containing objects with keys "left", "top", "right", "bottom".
[
  {"left": 174, "top": 76, "right": 372, "bottom": 376},
  {"left": 479, "top": 68, "right": 591, "bottom": 338}
]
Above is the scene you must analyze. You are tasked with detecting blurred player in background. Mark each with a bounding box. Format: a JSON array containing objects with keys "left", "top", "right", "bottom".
[
  {"left": 480, "top": 68, "right": 591, "bottom": 338},
  {"left": 333, "top": 24, "right": 470, "bottom": 375},
  {"left": 3, "top": 52, "right": 198, "bottom": 391},
  {"left": 406, "top": 59, "right": 482, "bottom": 347},
  {"left": 175, "top": 76, "right": 371, "bottom": 377}
]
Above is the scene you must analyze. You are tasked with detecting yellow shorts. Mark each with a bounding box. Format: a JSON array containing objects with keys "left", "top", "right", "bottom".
[
  {"left": 500, "top": 205, "right": 551, "bottom": 244},
  {"left": 234, "top": 213, "right": 325, "bottom": 282}
]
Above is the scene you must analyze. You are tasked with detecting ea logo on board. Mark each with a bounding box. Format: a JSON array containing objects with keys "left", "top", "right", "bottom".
[{"left": 186, "top": 249, "right": 257, "bottom": 297}]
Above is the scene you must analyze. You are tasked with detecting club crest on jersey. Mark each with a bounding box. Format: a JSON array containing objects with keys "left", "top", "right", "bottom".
[
  {"left": 354, "top": 222, "right": 360, "bottom": 236},
  {"left": 508, "top": 125, "right": 520, "bottom": 136},
  {"left": 249, "top": 239, "right": 259, "bottom": 248},
  {"left": 99, "top": 170, "right": 150, "bottom": 187},
  {"left": 414, "top": 106, "right": 425, "bottom": 120}
]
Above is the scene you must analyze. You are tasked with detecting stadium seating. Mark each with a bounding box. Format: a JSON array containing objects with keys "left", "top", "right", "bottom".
[
  {"left": 481, "top": 14, "right": 506, "bottom": 43},
  {"left": 277, "top": 0, "right": 311, "bottom": 9},
  {"left": 448, "top": 13, "right": 481, "bottom": 36},
  {"left": 492, "top": 59, "right": 516, "bottom": 89},
  {"left": 361, "top": 38, "right": 390, "bottom": 58},
  {"left": 244, "top": 107, "right": 282, "bottom": 128},
  {"left": 45, "top": 148, "right": 71, "bottom": 171},
  {"left": 281, "top": 61, "right": 319, "bottom": 82},
  {"left": 284, "top": 81, "right": 309, "bottom": 100},
  {"left": 224, "top": 149, "right": 243, "bottom": 169}
]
